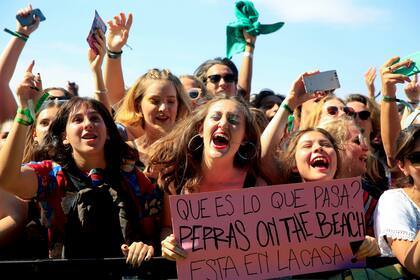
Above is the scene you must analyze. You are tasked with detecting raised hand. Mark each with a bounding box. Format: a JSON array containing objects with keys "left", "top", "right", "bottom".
[
  {"left": 15, "top": 61, "right": 43, "bottom": 109},
  {"left": 285, "top": 71, "right": 320, "bottom": 110},
  {"left": 380, "top": 56, "right": 411, "bottom": 97},
  {"left": 404, "top": 74, "right": 420, "bottom": 104},
  {"left": 15, "top": 4, "right": 41, "bottom": 37},
  {"left": 364, "top": 67, "right": 376, "bottom": 98},
  {"left": 88, "top": 29, "right": 106, "bottom": 73},
  {"left": 106, "top": 13, "right": 133, "bottom": 52}
]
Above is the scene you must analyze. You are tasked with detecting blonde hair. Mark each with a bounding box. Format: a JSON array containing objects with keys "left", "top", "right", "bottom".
[
  {"left": 115, "top": 69, "right": 191, "bottom": 127},
  {"left": 300, "top": 95, "right": 345, "bottom": 130}
]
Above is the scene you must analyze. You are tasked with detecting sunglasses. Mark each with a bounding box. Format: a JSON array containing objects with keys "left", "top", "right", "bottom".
[
  {"left": 326, "top": 106, "right": 354, "bottom": 117},
  {"left": 207, "top": 74, "right": 236, "bottom": 84},
  {"left": 352, "top": 110, "right": 371, "bottom": 121},
  {"left": 406, "top": 151, "right": 420, "bottom": 166}
]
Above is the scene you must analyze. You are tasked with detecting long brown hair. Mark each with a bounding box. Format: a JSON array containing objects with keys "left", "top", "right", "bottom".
[{"left": 148, "top": 95, "right": 261, "bottom": 194}]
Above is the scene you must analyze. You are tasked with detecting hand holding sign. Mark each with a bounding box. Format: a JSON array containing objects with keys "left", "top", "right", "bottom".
[
  {"left": 87, "top": 10, "right": 107, "bottom": 55},
  {"left": 161, "top": 233, "right": 187, "bottom": 261}
]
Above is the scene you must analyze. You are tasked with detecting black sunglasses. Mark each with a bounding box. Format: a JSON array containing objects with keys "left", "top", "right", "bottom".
[
  {"left": 353, "top": 110, "right": 371, "bottom": 120},
  {"left": 406, "top": 151, "right": 420, "bottom": 166},
  {"left": 207, "top": 74, "right": 236, "bottom": 84},
  {"left": 326, "top": 106, "right": 354, "bottom": 116}
]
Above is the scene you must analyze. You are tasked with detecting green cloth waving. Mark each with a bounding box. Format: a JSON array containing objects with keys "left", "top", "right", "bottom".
[{"left": 226, "top": 1, "right": 284, "bottom": 59}]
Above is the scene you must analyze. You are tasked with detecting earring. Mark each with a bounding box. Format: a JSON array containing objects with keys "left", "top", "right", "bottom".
[
  {"left": 237, "top": 141, "right": 257, "bottom": 161},
  {"left": 188, "top": 134, "right": 203, "bottom": 152}
]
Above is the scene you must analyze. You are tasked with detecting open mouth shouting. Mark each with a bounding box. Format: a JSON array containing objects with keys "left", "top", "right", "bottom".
[
  {"left": 81, "top": 132, "right": 98, "bottom": 143},
  {"left": 211, "top": 131, "right": 230, "bottom": 150},
  {"left": 309, "top": 155, "right": 330, "bottom": 171}
]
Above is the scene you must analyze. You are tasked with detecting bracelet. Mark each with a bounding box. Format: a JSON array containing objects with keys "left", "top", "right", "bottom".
[
  {"left": 408, "top": 100, "right": 419, "bottom": 106},
  {"left": 94, "top": 89, "right": 108, "bottom": 94},
  {"left": 16, "top": 107, "right": 34, "bottom": 125},
  {"left": 281, "top": 103, "right": 294, "bottom": 115},
  {"left": 382, "top": 96, "right": 414, "bottom": 111},
  {"left": 243, "top": 51, "right": 253, "bottom": 59},
  {"left": 245, "top": 41, "right": 255, "bottom": 49},
  {"left": 107, "top": 48, "right": 123, "bottom": 59},
  {"left": 4, "top": 28, "right": 28, "bottom": 42}
]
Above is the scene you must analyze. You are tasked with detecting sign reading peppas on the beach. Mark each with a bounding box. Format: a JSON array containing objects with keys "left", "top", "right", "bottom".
[{"left": 169, "top": 177, "right": 365, "bottom": 280}]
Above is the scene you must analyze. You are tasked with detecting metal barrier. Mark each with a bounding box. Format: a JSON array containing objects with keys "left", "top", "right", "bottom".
[{"left": 0, "top": 257, "right": 177, "bottom": 279}]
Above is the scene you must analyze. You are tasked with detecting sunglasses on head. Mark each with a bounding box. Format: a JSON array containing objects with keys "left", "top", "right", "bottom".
[
  {"left": 326, "top": 106, "right": 354, "bottom": 116},
  {"left": 406, "top": 151, "right": 420, "bottom": 166},
  {"left": 207, "top": 74, "right": 236, "bottom": 84}
]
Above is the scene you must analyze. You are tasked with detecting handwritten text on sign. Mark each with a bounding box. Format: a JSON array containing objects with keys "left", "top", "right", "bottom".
[{"left": 170, "top": 177, "right": 365, "bottom": 280}]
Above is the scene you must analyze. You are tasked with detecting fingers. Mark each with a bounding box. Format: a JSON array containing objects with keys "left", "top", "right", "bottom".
[
  {"left": 354, "top": 236, "right": 380, "bottom": 260},
  {"left": 26, "top": 60, "right": 35, "bottom": 73},
  {"left": 126, "top": 13, "right": 133, "bottom": 31},
  {"left": 161, "top": 234, "right": 187, "bottom": 261},
  {"left": 121, "top": 244, "right": 129, "bottom": 257},
  {"left": 125, "top": 242, "right": 154, "bottom": 267},
  {"left": 413, "top": 73, "right": 418, "bottom": 83}
]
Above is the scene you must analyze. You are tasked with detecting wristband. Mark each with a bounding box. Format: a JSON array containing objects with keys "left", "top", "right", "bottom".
[
  {"left": 382, "top": 96, "right": 414, "bottom": 111},
  {"left": 107, "top": 48, "right": 122, "bottom": 59},
  {"left": 16, "top": 107, "right": 34, "bottom": 125},
  {"left": 281, "top": 103, "right": 294, "bottom": 115},
  {"left": 243, "top": 51, "right": 253, "bottom": 59},
  {"left": 4, "top": 28, "right": 28, "bottom": 42}
]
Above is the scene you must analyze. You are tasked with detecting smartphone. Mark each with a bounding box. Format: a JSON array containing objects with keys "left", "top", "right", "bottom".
[
  {"left": 303, "top": 70, "right": 341, "bottom": 93},
  {"left": 393, "top": 51, "right": 420, "bottom": 76},
  {"left": 16, "top": 8, "right": 46, "bottom": 27},
  {"left": 86, "top": 10, "right": 107, "bottom": 54}
]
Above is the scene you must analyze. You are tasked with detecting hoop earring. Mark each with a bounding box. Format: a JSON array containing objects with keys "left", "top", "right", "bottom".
[
  {"left": 187, "top": 134, "right": 203, "bottom": 152},
  {"left": 237, "top": 141, "right": 257, "bottom": 161}
]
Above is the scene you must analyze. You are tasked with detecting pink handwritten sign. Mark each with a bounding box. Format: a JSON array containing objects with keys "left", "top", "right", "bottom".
[{"left": 169, "top": 177, "right": 366, "bottom": 280}]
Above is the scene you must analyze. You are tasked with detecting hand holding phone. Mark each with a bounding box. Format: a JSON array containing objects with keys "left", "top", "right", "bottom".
[
  {"left": 303, "top": 70, "right": 341, "bottom": 93},
  {"left": 393, "top": 51, "right": 420, "bottom": 77},
  {"left": 87, "top": 10, "right": 107, "bottom": 55},
  {"left": 16, "top": 8, "right": 46, "bottom": 27}
]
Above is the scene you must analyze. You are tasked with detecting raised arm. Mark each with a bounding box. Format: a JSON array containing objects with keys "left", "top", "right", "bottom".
[
  {"left": 237, "top": 30, "right": 256, "bottom": 101},
  {"left": 260, "top": 71, "right": 318, "bottom": 183},
  {"left": 380, "top": 57, "right": 411, "bottom": 167},
  {"left": 104, "top": 12, "right": 133, "bottom": 106},
  {"left": 0, "top": 4, "right": 41, "bottom": 123},
  {"left": 401, "top": 74, "right": 420, "bottom": 125},
  {"left": 0, "top": 62, "right": 42, "bottom": 199},
  {"left": 364, "top": 67, "right": 377, "bottom": 100},
  {"left": 88, "top": 29, "right": 111, "bottom": 113}
]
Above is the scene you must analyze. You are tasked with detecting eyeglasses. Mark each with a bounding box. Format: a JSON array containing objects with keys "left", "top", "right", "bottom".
[
  {"left": 406, "top": 151, "right": 420, "bottom": 166},
  {"left": 207, "top": 74, "right": 236, "bottom": 84},
  {"left": 353, "top": 110, "right": 371, "bottom": 121},
  {"left": 326, "top": 106, "right": 354, "bottom": 117}
]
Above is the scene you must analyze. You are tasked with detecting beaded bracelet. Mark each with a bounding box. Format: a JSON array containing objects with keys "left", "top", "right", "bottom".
[{"left": 4, "top": 28, "right": 28, "bottom": 42}]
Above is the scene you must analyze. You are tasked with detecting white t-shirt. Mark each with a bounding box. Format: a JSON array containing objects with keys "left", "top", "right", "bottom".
[{"left": 374, "top": 188, "right": 420, "bottom": 256}]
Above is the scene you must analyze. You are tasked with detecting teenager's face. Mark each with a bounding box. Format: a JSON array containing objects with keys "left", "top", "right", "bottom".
[
  {"left": 205, "top": 64, "right": 237, "bottom": 97},
  {"left": 63, "top": 105, "right": 107, "bottom": 157},
  {"left": 140, "top": 80, "right": 178, "bottom": 137},
  {"left": 201, "top": 100, "right": 245, "bottom": 162},
  {"left": 295, "top": 131, "right": 337, "bottom": 182},
  {"left": 341, "top": 126, "right": 369, "bottom": 177},
  {"left": 34, "top": 106, "right": 59, "bottom": 143},
  {"left": 259, "top": 95, "right": 283, "bottom": 120}
]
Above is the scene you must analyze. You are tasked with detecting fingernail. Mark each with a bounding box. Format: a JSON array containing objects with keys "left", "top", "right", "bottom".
[{"left": 144, "top": 256, "right": 150, "bottom": 261}]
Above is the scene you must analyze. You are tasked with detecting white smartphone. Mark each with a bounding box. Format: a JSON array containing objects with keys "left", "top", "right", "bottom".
[{"left": 303, "top": 70, "right": 340, "bottom": 93}]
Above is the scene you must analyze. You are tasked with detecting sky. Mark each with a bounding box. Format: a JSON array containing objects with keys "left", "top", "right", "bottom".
[{"left": 0, "top": 0, "right": 419, "bottom": 101}]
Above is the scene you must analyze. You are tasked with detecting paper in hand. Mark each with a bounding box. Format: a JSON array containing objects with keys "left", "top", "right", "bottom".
[{"left": 86, "top": 10, "right": 107, "bottom": 54}]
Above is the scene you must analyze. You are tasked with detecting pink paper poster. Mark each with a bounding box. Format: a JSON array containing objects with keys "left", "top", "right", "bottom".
[{"left": 169, "top": 177, "right": 366, "bottom": 280}]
